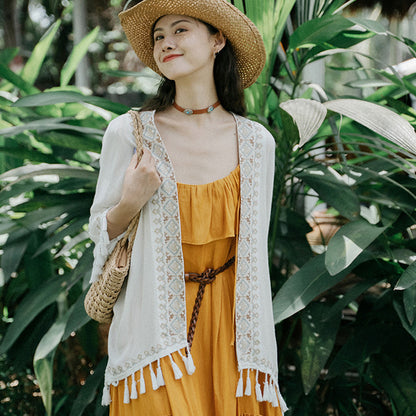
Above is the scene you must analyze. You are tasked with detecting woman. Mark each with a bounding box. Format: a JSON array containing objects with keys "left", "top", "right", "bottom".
[{"left": 88, "top": 0, "right": 287, "bottom": 414}]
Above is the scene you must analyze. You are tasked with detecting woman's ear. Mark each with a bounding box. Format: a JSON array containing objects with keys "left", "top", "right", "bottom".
[{"left": 213, "top": 31, "right": 226, "bottom": 54}]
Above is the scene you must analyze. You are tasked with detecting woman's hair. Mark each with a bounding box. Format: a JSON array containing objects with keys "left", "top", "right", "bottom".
[{"left": 141, "top": 21, "right": 246, "bottom": 116}]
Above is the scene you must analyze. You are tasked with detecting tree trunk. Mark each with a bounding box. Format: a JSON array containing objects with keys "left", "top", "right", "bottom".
[
  {"left": 1, "top": 0, "right": 18, "bottom": 48},
  {"left": 73, "top": 0, "right": 90, "bottom": 88}
]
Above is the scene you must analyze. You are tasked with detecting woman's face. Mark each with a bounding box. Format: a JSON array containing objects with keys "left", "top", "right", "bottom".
[{"left": 152, "top": 14, "right": 224, "bottom": 82}]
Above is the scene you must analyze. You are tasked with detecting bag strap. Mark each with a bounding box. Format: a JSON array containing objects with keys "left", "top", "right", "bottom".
[{"left": 120, "top": 110, "right": 144, "bottom": 246}]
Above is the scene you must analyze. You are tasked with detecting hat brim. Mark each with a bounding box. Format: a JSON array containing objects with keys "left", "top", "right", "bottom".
[{"left": 119, "top": 0, "right": 266, "bottom": 89}]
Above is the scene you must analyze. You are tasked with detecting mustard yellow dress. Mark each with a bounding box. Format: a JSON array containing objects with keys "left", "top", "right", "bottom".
[{"left": 110, "top": 165, "right": 283, "bottom": 416}]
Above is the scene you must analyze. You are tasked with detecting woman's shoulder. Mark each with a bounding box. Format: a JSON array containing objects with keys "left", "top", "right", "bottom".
[
  {"left": 106, "top": 110, "right": 154, "bottom": 135},
  {"left": 236, "top": 115, "right": 276, "bottom": 148}
]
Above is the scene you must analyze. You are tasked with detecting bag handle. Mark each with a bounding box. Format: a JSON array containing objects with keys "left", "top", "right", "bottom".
[{"left": 120, "top": 110, "right": 144, "bottom": 246}]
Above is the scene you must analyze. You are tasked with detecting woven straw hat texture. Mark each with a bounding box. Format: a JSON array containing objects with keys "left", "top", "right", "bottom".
[{"left": 119, "top": 0, "right": 266, "bottom": 89}]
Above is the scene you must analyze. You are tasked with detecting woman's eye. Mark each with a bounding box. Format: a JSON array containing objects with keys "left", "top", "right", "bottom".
[
  {"left": 175, "top": 28, "right": 187, "bottom": 34},
  {"left": 154, "top": 35, "right": 164, "bottom": 42}
]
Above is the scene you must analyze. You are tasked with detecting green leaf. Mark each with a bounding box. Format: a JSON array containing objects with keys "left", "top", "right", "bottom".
[
  {"left": 70, "top": 358, "right": 107, "bottom": 416},
  {"left": 0, "top": 63, "right": 39, "bottom": 95},
  {"left": 1, "top": 229, "right": 31, "bottom": 284},
  {"left": 295, "top": 165, "right": 360, "bottom": 221},
  {"left": 345, "top": 79, "right": 392, "bottom": 89},
  {"left": 0, "top": 277, "right": 64, "bottom": 354},
  {"left": 300, "top": 302, "right": 341, "bottom": 394},
  {"left": 36, "top": 131, "right": 102, "bottom": 154},
  {"left": 325, "top": 219, "right": 387, "bottom": 276},
  {"left": 61, "top": 27, "right": 100, "bottom": 87},
  {"left": 0, "top": 48, "right": 20, "bottom": 65},
  {"left": 34, "top": 217, "right": 88, "bottom": 257},
  {"left": 370, "top": 354, "right": 416, "bottom": 416},
  {"left": 403, "top": 286, "right": 416, "bottom": 326},
  {"left": 395, "top": 260, "right": 416, "bottom": 290},
  {"left": 348, "top": 17, "right": 388, "bottom": 35},
  {"left": 13, "top": 90, "right": 130, "bottom": 114},
  {"left": 289, "top": 15, "right": 353, "bottom": 51},
  {"left": 273, "top": 254, "right": 351, "bottom": 323},
  {"left": 0, "top": 119, "right": 103, "bottom": 137},
  {"left": 33, "top": 357, "right": 54, "bottom": 416},
  {"left": 63, "top": 289, "right": 91, "bottom": 341},
  {"left": 0, "top": 164, "right": 97, "bottom": 185},
  {"left": 394, "top": 296, "right": 416, "bottom": 342},
  {"left": 34, "top": 307, "right": 71, "bottom": 416},
  {"left": 21, "top": 20, "right": 61, "bottom": 86},
  {"left": 327, "top": 323, "right": 387, "bottom": 378},
  {"left": 325, "top": 277, "right": 381, "bottom": 321}
]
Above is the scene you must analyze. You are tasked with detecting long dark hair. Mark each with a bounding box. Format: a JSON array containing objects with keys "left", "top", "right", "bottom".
[{"left": 141, "top": 21, "right": 246, "bottom": 116}]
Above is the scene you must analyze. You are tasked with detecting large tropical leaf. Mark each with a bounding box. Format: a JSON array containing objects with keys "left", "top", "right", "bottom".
[
  {"left": 61, "top": 27, "right": 100, "bottom": 87},
  {"left": 34, "top": 307, "right": 72, "bottom": 416},
  {"left": 325, "top": 219, "right": 387, "bottom": 276},
  {"left": 395, "top": 260, "right": 416, "bottom": 290},
  {"left": 274, "top": 254, "right": 354, "bottom": 323},
  {"left": 300, "top": 302, "right": 341, "bottom": 394},
  {"left": 13, "top": 90, "right": 130, "bottom": 114},
  {"left": 325, "top": 99, "right": 416, "bottom": 155},
  {"left": 20, "top": 20, "right": 61, "bottom": 86},
  {"left": 370, "top": 354, "right": 416, "bottom": 416}
]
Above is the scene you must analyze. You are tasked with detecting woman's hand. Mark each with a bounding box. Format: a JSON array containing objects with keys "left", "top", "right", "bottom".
[{"left": 106, "top": 148, "right": 161, "bottom": 240}]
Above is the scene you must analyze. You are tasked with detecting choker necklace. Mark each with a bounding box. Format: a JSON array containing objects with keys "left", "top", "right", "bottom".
[{"left": 173, "top": 100, "right": 221, "bottom": 115}]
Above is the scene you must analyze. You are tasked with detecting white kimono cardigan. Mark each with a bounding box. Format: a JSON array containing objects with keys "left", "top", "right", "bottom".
[{"left": 89, "top": 110, "right": 287, "bottom": 412}]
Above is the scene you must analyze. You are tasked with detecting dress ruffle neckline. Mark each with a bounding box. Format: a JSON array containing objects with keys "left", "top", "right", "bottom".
[{"left": 177, "top": 165, "right": 240, "bottom": 245}]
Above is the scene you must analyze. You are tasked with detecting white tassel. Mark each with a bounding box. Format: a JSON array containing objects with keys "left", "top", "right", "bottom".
[
  {"left": 263, "top": 379, "right": 271, "bottom": 403},
  {"left": 157, "top": 360, "right": 165, "bottom": 386},
  {"left": 101, "top": 384, "right": 111, "bottom": 406},
  {"left": 169, "top": 354, "right": 183, "bottom": 379},
  {"left": 271, "top": 381, "right": 279, "bottom": 408},
  {"left": 130, "top": 374, "right": 138, "bottom": 400},
  {"left": 149, "top": 364, "right": 159, "bottom": 390},
  {"left": 139, "top": 368, "right": 146, "bottom": 394},
  {"left": 180, "top": 348, "right": 196, "bottom": 375},
  {"left": 244, "top": 369, "right": 252, "bottom": 396},
  {"left": 277, "top": 385, "right": 289, "bottom": 412},
  {"left": 236, "top": 370, "right": 244, "bottom": 397},
  {"left": 255, "top": 370, "right": 263, "bottom": 402},
  {"left": 123, "top": 378, "right": 130, "bottom": 404}
]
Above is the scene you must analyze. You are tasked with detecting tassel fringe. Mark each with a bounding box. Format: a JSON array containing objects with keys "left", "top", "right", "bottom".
[
  {"left": 179, "top": 348, "right": 196, "bottom": 375},
  {"left": 255, "top": 370, "right": 263, "bottom": 402},
  {"left": 169, "top": 354, "right": 183, "bottom": 379},
  {"left": 139, "top": 368, "right": 146, "bottom": 394},
  {"left": 149, "top": 364, "right": 159, "bottom": 390},
  {"left": 123, "top": 378, "right": 130, "bottom": 404},
  {"left": 130, "top": 375, "right": 138, "bottom": 400},
  {"left": 101, "top": 360, "right": 286, "bottom": 413},
  {"left": 244, "top": 369, "right": 251, "bottom": 396},
  {"left": 102, "top": 384, "right": 111, "bottom": 406},
  {"left": 157, "top": 360, "right": 165, "bottom": 386},
  {"left": 236, "top": 370, "right": 244, "bottom": 397}
]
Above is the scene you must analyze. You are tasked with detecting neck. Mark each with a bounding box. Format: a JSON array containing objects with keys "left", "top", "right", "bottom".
[{"left": 174, "top": 77, "right": 218, "bottom": 110}]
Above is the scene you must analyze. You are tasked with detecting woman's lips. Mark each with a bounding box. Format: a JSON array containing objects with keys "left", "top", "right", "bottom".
[{"left": 163, "top": 54, "right": 182, "bottom": 63}]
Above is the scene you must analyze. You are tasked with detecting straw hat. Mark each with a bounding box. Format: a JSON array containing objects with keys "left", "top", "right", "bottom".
[{"left": 119, "top": 0, "right": 266, "bottom": 89}]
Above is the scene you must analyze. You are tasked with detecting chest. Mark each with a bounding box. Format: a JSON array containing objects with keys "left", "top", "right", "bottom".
[{"left": 155, "top": 117, "right": 239, "bottom": 185}]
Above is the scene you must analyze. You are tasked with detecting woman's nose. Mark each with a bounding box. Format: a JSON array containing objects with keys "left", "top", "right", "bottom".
[{"left": 161, "top": 35, "right": 175, "bottom": 51}]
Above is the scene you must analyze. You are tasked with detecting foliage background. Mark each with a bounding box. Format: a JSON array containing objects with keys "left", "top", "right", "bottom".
[{"left": 1, "top": 0, "right": 416, "bottom": 415}]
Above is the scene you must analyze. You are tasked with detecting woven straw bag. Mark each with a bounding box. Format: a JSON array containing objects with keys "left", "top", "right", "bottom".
[{"left": 84, "top": 110, "right": 144, "bottom": 323}]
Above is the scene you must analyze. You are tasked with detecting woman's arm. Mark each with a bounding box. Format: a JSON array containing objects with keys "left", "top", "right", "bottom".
[{"left": 106, "top": 148, "right": 161, "bottom": 240}]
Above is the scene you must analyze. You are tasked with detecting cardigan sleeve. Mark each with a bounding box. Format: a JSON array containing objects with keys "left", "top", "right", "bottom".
[{"left": 88, "top": 113, "right": 136, "bottom": 283}]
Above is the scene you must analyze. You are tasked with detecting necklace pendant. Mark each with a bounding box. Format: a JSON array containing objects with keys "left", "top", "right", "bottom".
[
  {"left": 207, "top": 105, "right": 214, "bottom": 113},
  {"left": 184, "top": 109, "right": 194, "bottom": 115}
]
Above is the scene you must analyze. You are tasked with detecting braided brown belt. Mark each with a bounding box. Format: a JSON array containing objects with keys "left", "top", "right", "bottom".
[{"left": 184, "top": 256, "right": 235, "bottom": 350}]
